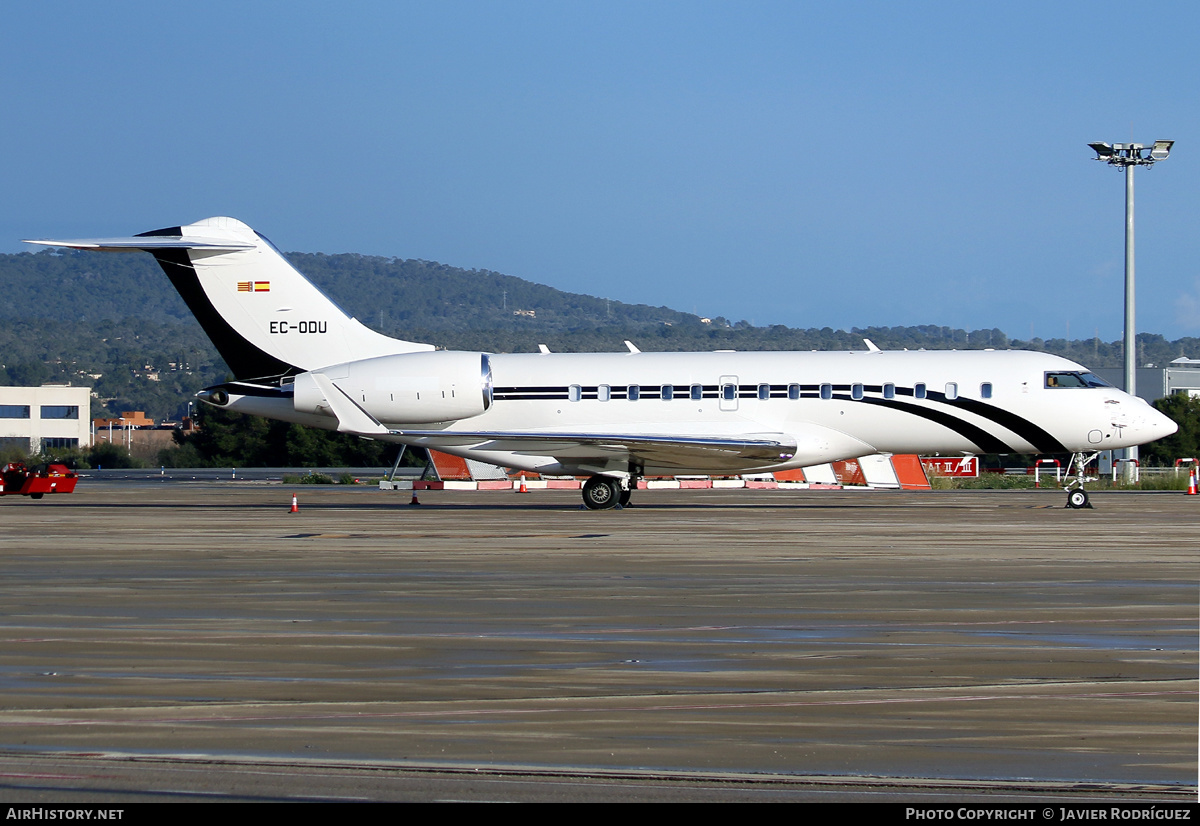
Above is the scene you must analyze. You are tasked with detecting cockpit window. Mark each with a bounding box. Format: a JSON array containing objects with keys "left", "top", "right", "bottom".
[{"left": 1044, "top": 371, "right": 1112, "bottom": 389}]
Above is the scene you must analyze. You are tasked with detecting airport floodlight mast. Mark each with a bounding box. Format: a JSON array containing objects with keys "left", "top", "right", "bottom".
[{"left": 1087, "top": 139, "right": 1174, "bottom": 478}]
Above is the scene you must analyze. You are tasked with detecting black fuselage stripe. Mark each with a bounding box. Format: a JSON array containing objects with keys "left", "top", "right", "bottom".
[
  {"left": 151, "top": 249, "right": 298, "bottom": 380},
  {"left": 849, "top": 396, "right": 1016, "bottom": 453},
  {"left": 931, "top": 395, "right": 1068, "bottom": 454},
  {"left": 495, "top": 394, "right": 570, "bottom": 401}
]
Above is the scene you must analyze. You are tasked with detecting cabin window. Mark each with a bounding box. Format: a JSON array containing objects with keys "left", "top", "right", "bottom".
[
  {"left": 628, "top": 385, "right": 640, "bottom": 401},
  {"left": 569, "top": 385, "right": 582, "bottom": 402},
  {"left": 945, "top": 382, "right": 958, "bottom": 400},
  {"left": 758, "top": 384, "right": 770, "bottom": 400},
  {"left": 851, "top": 384, "right": 863, "bottom": 400},
  {"left": 883, "top": 383, "right": 895, "bottom": 399},
  {"left": 690, "top": 384, "right": 703, "bottom": 401},
  {"left": 914, "top": 383, "right": 926, "bottom": 399},
  {"left": 598, "top": 384, "right": 611, "bottom": 402},
  {"left": 661, "top": 385, "right": 674, "bottom": 401},
  {"left": 980, "top": 382, "right": 992, "bottom": 399},
  {"left": 1045, "top": 371, "right": 1112, "bottom": 389},
  {"left": 788, "top": 384, "right": 800, "bottom": 400},
  {"left": 722, "top": 384, "right": 736, "bottom": 401},
  {"left": 820, "top": 383, "right": 832, "bottom": 400}
]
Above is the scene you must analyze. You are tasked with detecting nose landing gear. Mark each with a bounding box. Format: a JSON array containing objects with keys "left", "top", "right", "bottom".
[{"left": 1063, "top": 451, "right": 1098, "bottom": 509}]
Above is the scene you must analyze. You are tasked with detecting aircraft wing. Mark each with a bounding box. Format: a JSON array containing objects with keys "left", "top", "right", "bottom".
[{"left": 390, "top": 429, "right": 798, "bottom": 472}]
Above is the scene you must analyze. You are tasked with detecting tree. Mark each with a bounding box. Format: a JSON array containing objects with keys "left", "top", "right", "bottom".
[
  {"left": 88, "top": 441, "right": 144, "bottom": 469},
  {"left": 166, "top": 404, "right": 406, "bottom": 468},
  {"left": 4, "top": 361, "right": 51, "bottom": 386},
  {"left": 176, "top": 404, "right": 276, "bottom": 466}
]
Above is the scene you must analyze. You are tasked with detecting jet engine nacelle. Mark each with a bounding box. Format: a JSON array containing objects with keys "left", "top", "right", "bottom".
[{"left": 293, "top": 351, "right": 493, "bottom": 424}]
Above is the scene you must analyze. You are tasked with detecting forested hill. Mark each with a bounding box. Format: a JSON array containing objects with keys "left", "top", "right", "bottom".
[
  {"left": 0, "top": 248, "right": 701, "bottom": 333},
  {"left": 1, "top": 247, "right": 1197, "bottom": 420}
]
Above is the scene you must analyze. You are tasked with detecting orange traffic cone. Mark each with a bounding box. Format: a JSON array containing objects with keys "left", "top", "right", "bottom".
[
  {"left": 289, "top": 494, "right": 299, "bottom": 513},
  {"left": 1187, "top": 468, "right": 1198, "bottom": 496},
  {"left": 410, "top": 488, "right": 421, "bottom": 505},
  {"left": 518, "top": 473, "right": 527, "bottom": 493}
]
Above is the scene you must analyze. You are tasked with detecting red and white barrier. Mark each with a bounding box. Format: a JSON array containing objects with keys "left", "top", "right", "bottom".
[
  {"left": 385, "top": 453, "right": 931, "bottom": 492},
  {"left": 1112, "top": 458, "right": 1140, "bottom": 483},
  {"left": 1034, "top": 458, "right": 1061, "bottom": 488}
]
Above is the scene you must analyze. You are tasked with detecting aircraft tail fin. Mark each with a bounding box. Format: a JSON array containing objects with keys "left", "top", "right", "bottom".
[{"left": 26, "top": 217, "right": 434, "bottom": 380}]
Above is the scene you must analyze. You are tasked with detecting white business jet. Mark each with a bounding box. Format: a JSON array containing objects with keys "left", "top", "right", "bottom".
[{"left": 27, "top": 217, "right": 1177, "bottom": 510}]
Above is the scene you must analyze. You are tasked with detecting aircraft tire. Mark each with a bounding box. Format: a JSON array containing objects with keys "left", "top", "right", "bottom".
[
  {"left": 582, "top": 476, "right": 619, "bottom": 510},
  {"left": 1066, "top": 489, "right": 1089, "bottom": 509}
]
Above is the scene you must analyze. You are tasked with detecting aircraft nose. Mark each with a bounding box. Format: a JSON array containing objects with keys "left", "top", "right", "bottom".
[
  {"left": 1125, "top": 401, "right": 1178, "bottom": 444},
  {"left": 1148, "top": 405, "right": 1179, "bottom": 439},
  {"left": 1109, "top": 396, "right": 1178, "bottom": 447}
]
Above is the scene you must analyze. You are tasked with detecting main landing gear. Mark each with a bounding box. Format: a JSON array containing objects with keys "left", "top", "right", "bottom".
[
  {"left": 1062, "top": 451, "right": 1098, "bottom": 509},
  {"left": 581, "top": 475, "right": 634, "bottom": 510}
]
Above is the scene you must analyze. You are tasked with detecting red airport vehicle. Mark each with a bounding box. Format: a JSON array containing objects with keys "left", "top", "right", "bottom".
[{"left": 0, "top": 462, "right": 78, "bottom": 499}]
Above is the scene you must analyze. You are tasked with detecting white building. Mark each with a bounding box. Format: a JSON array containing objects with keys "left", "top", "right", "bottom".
[
  {"left": 1164, "top": 358, "right": 1200, "bottom": 398},
  {"left": 1093, "top": 361, "right": 1200, "bottom": 402},
  {"left": 0, "top": 385, "right": 91, "bottom": 455}
]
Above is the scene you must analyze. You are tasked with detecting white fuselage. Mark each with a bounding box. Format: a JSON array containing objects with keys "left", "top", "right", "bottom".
[{"left": 225, "top": 347, "right": 1175, "bottom": 478}]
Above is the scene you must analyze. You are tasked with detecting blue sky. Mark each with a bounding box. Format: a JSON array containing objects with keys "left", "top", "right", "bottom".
[{"left": 3, "top": 1, "right": 1197, "bottom": 343}]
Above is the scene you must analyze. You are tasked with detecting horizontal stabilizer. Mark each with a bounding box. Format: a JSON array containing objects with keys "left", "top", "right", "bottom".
[{"left": 24, "top": 236, "right": 253, "bottom": 252}]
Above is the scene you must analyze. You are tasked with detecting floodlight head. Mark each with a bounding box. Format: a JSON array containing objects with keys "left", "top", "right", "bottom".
[
  {"left": 1150, "top": 139, "right": 1174, "bottom": 161},
  {"left": 1088, "top": 141, "right": 1114, "bottom": 157}
]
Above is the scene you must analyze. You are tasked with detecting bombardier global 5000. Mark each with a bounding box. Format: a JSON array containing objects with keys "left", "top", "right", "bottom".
[{"left": 27, "top": 217, "right": 1177, "bottom": 510}]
